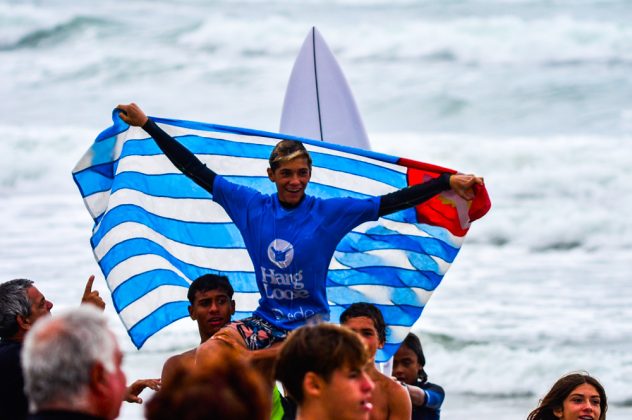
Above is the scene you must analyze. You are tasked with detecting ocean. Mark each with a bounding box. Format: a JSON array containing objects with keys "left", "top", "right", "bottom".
[{"left": 1, "top": 0, "right": 631, "bottom": 418}]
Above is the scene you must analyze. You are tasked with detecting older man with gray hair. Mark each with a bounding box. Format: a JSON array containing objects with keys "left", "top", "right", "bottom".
[
  {"left": 21, "top": 305, "right": 128, "bottom": 420},
  {"left": 0, "top": 279, "right": 55, "bottom": 420},
  {"left": 0, "top": 277, "right": 104, "bottom": 420}
]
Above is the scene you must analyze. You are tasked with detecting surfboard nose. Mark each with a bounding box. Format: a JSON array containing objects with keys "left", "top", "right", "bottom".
[{"left": 280, "top": 27, "right": 371, "bottom": 150}]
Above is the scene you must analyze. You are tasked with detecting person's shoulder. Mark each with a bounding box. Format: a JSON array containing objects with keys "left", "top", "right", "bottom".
[
  {"left": 315, "top": 194, "right": 377, "bottom": 212},
  {"left": 388, "top": 376, "right": 410, "bottom": 401},
  {"left": 167, "top": 348, "right": 196, "bottom": 364},
  {"left": 0, "top": 339, "right": 21, "bottom": 362},
  {"left": 214, "top": 175, "right": 269, "bottom": 205},
  {"left": 0, "top": 338, "right": 21, "bottom": 349},
  {"left": 375, "top": 371, "right": 408, "bottom": 398},
  {"left": 162, "top": 348, "right": 196, "bottom": 380},
  {"left": 378, "top": 372, "right": 412, "bottom": 417}
]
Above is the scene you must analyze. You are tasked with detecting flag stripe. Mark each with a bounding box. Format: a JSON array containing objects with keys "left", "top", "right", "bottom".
[{"left": 91, "top": 204, "right": 242, "bottom": 249}]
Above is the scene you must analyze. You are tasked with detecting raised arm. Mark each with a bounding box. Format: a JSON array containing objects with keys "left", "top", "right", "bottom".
[
  {"left": 117, "top": 103, "right": 216, "bottom": 193},
  {"left": 378, "top": 173, "right": 484, "bottom": 217}
]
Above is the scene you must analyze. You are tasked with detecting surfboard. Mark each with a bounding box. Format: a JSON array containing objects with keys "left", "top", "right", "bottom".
[{"left": 279, "top": 27, "right": 371, "bottom": 150}]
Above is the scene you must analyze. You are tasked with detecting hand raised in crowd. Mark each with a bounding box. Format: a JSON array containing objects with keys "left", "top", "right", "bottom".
[
  {"left": 81, "top": 275, "right": 105, "bottom": 310},
  {"left": 125, "top": 378, "right": 162, "bottom": 404},
  {"left": 449, "top": 174, "right": 484, "bottom": 201},
  {"left": 117, "top": 103, "right": 149, "bottom": 127}
]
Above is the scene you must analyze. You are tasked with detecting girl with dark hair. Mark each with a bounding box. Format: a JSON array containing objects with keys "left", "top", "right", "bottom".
[
  {"left": 392, "top": 333, "right": 444, "bottom": 420},
  {"left": 527, "top": 372, "right": 607, "bottom": 420}
]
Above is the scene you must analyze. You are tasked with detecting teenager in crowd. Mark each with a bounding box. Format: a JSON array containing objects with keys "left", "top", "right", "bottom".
[
  {"left": 392, "top": 333, "right": 444, "bottom": 420},
  {"left": 527, "top": 372, "right": 607, "bottom": 420}
]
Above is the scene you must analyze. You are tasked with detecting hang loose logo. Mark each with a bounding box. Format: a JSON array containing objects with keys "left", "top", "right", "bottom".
[{"left": 267, "top": 239, "right": 294, "bottom": 269}]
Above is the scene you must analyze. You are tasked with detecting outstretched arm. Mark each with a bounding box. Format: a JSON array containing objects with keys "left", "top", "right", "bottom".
[
  {"left": 117, "top": 103, "right": 216, "bottom": 193},
  {"left": 399, "top": 381, "right": 427, "bottom": 406},
  {"left": 378, "top": 173, "right": 484, "bottom": 217},
  {"left": 396, "top": 380, "right": 444, "bottom": 409},
  {"left": 422, "top": 383, "right": 445, "bottom": 410}
]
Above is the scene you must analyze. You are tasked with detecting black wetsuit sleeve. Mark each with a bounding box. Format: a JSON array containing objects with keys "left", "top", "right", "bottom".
[
  {"left": 378, "top": 173, "right": 451, "bottom": 217},
  {"left": 142, "top": 118, "right": 216, "bottom": 193}
]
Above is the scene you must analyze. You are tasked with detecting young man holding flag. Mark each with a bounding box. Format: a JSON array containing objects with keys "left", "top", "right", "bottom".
[{"left": 117, "top": 103, "right": 484, "bottom": 355}]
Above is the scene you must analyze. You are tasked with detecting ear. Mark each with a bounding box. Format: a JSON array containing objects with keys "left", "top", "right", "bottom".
[
  {"left": 267, "top": 167, "right": 275, "bottom": 182},
  {"left": 188, "top": 305, "right": 195, "bottom": 320},
  {"left": 303, "top": 372, "right": 324, "bottom": 399},
  {"left": 89, "top": 362, "right": 108, "bottom": 395},
  {"left": 553, "top": 406, "right": 563, "bottom": 419},
  {"left": 16, "top": 314, "right": 32, "bottom": 331},
  {"left": 230, "top": 300, "right": 236, "bottom": 315}
]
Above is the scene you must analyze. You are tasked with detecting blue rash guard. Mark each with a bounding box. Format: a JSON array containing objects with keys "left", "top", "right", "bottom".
[
  {"left": 213, "top": 175, "right": 379, "bottom": 330},
  {"left": 411, "top": 379, "right": 445, "bottom": 420}
]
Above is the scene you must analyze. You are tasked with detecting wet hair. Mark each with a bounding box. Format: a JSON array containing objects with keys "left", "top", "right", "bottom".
[
  {"left": 146, "top": 346, "right": 270, "bottom": 420},
  {"left": 187, "top": 274, "right": 234, "bottom": 304},
  {"left": 400, "top": 333, "right": 428, "bottom": 383},
  {"left": 22, "top": 306, "right": 118, "bottom": 410},
  {"left": 527, "top": 372, "right": 608, "bottom": 420},
  {"left": 0, "top": 279, "right": 34, "bottom": 338},
  {"left": 275, "top": 324, "right": 369, "bottom": 405},
  {"left": 268, "top": 140, "right": 312, "bottom": 172},
  {"left": 339, "top": 302, "right": 387, "bottom": 345}
]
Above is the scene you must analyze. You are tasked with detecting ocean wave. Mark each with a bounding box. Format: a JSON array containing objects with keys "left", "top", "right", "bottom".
[
  {"left": 3, "top": 1, "right": 632, "bottom": 67},
  {"left": 0, "top": 123, "right": 94, "bottom": 193},
  {"left": 206, "top": 17, "right": 630, "bottom": 67},
  {"left": 417, "top": 332, "right": 632, "bottom": 405},
  {"left": 0, "top": 16, "right": 109, "bottom": 51},
  {"left": 334, "top": 16, "right": 632, "bottom": 67}
]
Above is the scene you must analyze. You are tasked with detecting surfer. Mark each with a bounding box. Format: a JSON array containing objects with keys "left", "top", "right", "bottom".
[{"left": 116, "top": 103, "right": 484, "bottom": 355}]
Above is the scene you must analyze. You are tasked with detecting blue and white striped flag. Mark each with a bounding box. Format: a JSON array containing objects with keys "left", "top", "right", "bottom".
[{"left": 73, "top": 110, "right": 490, "bottom": 361}]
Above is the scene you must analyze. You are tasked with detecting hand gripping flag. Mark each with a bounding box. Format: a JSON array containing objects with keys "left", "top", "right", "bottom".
[{"left": 73, "top": 110, "right": 490, "bottom": 361}]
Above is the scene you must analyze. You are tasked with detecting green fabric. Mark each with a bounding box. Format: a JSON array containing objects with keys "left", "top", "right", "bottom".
[{"left": 271, "top": 385, "right": 285, "bottom": 420}]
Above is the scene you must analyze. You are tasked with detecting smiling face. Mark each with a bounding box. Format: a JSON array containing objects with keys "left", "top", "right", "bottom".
[
  {"left": 188, "top": 289, "right": 235, "bottom": 342},
  {"left": 267, "top": 158, "right": 311, "bottom": 206},
  {"left": 392, "top": 344, "right": 422, "bottom": 385},
  {"left": 25, "top": 286, "right": 53, "bottom": 327},
  {"left": 554, "top": 383, "right": 602, "bottom": 420}
]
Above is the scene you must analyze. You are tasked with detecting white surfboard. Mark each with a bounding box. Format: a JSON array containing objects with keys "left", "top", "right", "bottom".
[{"left": 279, "top": 27, "right": 371, "bottom": 150}]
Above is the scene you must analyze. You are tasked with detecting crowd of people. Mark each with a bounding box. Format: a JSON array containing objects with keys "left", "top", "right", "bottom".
[
  {"left": 0, "top": 103, "right": 608, "bottom": 419},
  {"left": 0, "top": 275, "right": 608, "bottom": 420}
]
